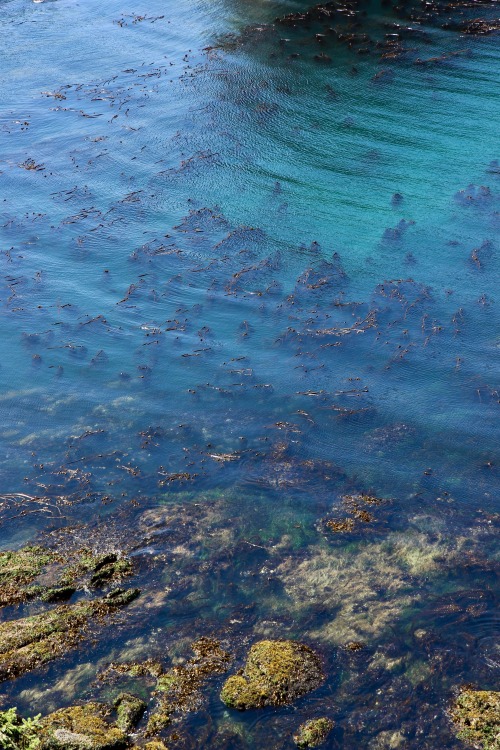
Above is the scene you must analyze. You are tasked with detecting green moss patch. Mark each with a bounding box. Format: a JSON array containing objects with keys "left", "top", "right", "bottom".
[
  {"left": 114, "top": 693, "right": 146, "bottom": 733},
  {"left": 0, "top": 546, "right": 133, "bottom": 609}
]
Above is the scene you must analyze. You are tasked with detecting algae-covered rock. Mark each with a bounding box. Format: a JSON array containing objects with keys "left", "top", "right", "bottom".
[
  {"left": 39, "top": 702, "right": 128, "bottom": 750},
  {"left": 0, "top": 589, "right": 140, "bottom": 681},
  {"left": 59, "top": 552, "right": 132, "bottom": 590},
  {"left": 40, "top": 586, "right": 77, "bottom": 603},
  {"left": 220, "top": 640, "right": 324, "bottom": 710},
  {"left": 114, "top": 693, "right": 146, "bottom": 733},
  {"left": 293, "top": 717, "right": 334, "bottom": 748},
  {"left": 450, "top": 690, "right": 500, "bottom": 749},
  {"left": 0, "top": 546, "right": 55, "bottom": 606},
  {"left": 0, "top": 546, "right": 133, "bottom": 609}
]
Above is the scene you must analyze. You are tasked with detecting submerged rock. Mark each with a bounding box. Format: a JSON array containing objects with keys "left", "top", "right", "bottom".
[
  {"left": 450, "top": 690, "right": 500, "bottom": 750},
  {"left": 293, "top": 717, "right": 334, "bottom": 748},
  {"left": 39, "top": 702, "right": 128, "bottom": 750},
  {"left": 146, "top": 638, "right": 231, "bottom": 734},
  {"left": 220, "top": 640, "right": 324, "bottom": 710}
]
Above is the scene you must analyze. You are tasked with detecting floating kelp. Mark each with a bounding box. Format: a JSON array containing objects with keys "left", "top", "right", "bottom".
[{"left": 323, "top": 493, "right": 386, "bottom": 535}]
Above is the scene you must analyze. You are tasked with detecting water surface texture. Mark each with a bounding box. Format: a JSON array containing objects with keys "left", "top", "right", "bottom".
[{"left": 0, "top": 0, "right": 499, "bottom": 747}]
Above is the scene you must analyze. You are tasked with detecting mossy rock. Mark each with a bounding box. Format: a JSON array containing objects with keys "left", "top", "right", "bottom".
[
  {"left": 293, "top": 718, "right": 334, "bottom": 748},
  {"left": 39, "top": 703, "right": 128, "bottom": 749},
  {"left": 0, "top": 546, "right": 133, "bottom": 609},
  {"left": 59, "top": 553, "right": 132, "bottom": 590},
  {"left": 220, "top": 640, "right": 324, "bottom": 710},
  {"left": 114, "top": 693, "right": 146, "bottom": 733},
  {"left": 0, "top": 589, "right": 139, "bottom": 681},
  {"left": 0, "top": 546, "right": 56, "bottom": 606},
  {"left": 450, "top": 690, "right": 500, "bottom": 750}
]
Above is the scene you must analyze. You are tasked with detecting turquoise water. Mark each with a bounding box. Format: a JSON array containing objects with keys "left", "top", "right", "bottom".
[{"left": 0, "top": 0, "right": 499, "bottom": 746}]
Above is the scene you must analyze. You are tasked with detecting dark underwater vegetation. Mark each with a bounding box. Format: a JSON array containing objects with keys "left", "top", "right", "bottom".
[{"left": 0, "top": 0, "right": 499, "bottom": 747}]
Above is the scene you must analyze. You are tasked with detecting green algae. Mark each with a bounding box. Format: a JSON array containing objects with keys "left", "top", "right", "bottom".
[
  {"left": 220, "top": 640, "right": 324, "bottom": 710},
  {"left": 0, "top": 589, "right": 140, "bottom": 682},
  {"left": 0, "top": 707, "right": 42, "bottom": 750},
  {"left": 293, "top": 718, "right": 334, "bottom": 748},
  {"left": 113, "top": 693, "right": 146, "bottom": 733},
  {"left": 38, "top": 702, "right": 128, "bottom": 750},
  {"left": 450, "top": 690, "right": 500, "bottom": 750},
  {"left": 274, "top": 524, "right": 472, "bottom": 644}
]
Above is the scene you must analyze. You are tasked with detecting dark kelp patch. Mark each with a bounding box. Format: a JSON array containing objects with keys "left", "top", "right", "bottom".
[{"left": 324, "top": 493, "right": 386, "bottom": 535}]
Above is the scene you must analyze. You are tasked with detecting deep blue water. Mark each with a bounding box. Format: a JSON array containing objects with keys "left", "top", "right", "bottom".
[{"left": 0, "top": 0, "right": 499, "bottom": 747}]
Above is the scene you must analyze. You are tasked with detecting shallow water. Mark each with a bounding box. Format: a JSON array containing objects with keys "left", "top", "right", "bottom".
[{"left": 0, "top": 0, "right": 499, "bottom": 746}]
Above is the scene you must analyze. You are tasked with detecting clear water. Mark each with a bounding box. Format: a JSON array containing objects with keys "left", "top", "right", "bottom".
[{"left": 0, "top": 0, "right": 499, "bottom": 746}]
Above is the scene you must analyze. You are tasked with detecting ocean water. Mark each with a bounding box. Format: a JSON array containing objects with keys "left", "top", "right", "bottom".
[{"left": 0, "top": 0, "right": 499, "bottom": 747}]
